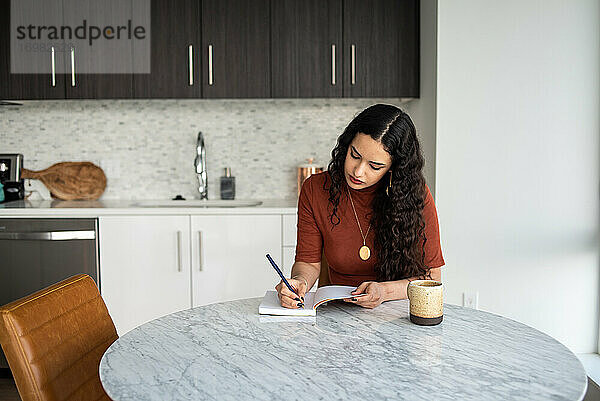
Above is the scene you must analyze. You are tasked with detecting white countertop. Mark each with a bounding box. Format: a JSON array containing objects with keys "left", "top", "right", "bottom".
[{"left": 0, "top": 199, "right": 297, "bottom": 217}]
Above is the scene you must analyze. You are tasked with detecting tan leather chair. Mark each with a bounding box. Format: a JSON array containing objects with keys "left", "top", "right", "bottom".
[{"left": 0, "top": 274, "right": 118, "bottom": 401}]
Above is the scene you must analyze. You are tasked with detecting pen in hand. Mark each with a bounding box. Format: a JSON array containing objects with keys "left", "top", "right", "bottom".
[{"left": 265, "top": 253, "right": 304, "bottom": 307}]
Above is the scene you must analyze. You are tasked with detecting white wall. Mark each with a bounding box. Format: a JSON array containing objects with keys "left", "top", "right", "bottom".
[
  {"left": 436, "top": 0, "right": 600, "bottom": 353},
  {"left": 404, "top": 0, "right": 437, "bottom": 196}
]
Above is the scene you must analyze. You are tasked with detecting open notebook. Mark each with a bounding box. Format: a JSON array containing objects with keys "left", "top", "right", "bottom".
[{"left": 259, "top": 285, "right": 366, "bottom": 316}]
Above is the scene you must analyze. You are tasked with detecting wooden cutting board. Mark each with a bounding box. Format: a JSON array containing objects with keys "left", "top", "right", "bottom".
[{"left": 22, "top": 162, "right": 107, "bottom": 200}]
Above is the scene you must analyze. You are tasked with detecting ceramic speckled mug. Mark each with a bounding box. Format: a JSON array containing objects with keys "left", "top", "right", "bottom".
[{"left": 407, "top": 280, "right": 443, "bottom": 326}]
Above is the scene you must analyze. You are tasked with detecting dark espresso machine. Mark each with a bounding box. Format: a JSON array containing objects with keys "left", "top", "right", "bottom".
[{"left": 0, "top": 154, "right": 24, "bottom": 203}]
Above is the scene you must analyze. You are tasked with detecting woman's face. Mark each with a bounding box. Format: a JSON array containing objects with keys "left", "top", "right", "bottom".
[{"left": 344, "top": 132, "right": 392, "bottom": 190}]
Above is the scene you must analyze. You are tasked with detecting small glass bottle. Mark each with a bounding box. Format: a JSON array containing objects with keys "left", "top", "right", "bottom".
[{"left": 220, "top": 167, "right": 235, "bottom": 200}]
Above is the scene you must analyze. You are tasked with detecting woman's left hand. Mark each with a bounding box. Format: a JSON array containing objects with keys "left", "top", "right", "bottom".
[{"left": 344, "top": 281, "right": 385, "bottom": 309}]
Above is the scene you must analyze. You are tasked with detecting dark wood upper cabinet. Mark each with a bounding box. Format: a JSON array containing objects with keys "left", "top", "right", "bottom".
[
  {"left": 133, "top": 0, "right": 201, "bottom": 98},
  {"left": 271, "top": 0, "right": 342, "bottom": 98},
  {"left": 1, "top": 0, "right": 137, "bottom": 99},
  {"left": 0, "top": 0, "right": 66, "bottom": 100},
  {"left": 0, "top": 63, "right": 68, "bottom": 101},
  {"left": 343, "top": 0, "right": 419, "bottom": 97},
  {"left": 63, "top": 0, "right": 134, "bottom": 98},
  {"left": 63, "top": 0, "right": 133, "bottom": 99},
  {"left": 1, "top": 0, "right": 419, "bottom": 100},
  {"left": 65, "top": 74, "right": 133, "bottom": 99},
  {"left": 201, "top": 0, "right": 270, "bottom": 98},
  {"left": 0, "top": 1, "right": 13, "bottom": 99}
]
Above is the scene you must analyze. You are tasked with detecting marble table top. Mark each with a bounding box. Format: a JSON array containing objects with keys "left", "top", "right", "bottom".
[{"left": 100, "top": 298, "right": 587, "bottom": 401}]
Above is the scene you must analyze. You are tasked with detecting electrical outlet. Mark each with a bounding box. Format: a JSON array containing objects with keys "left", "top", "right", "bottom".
[{"left": 463, "top": 291, "right": 479, "bottom": 309}]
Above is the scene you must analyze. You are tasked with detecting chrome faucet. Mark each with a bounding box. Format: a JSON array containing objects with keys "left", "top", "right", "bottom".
[{"left": 194, "top": 132, "right": 208, "bottom": 200}]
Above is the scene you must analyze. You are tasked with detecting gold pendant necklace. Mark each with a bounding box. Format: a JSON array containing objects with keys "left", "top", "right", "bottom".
[{"left": 347, "top": 188, "right": 371, "bottom": 261}]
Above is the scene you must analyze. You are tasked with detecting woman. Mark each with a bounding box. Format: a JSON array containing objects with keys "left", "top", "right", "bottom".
[{"left": 276, "top": 104, "right": 444, "bottom": 309}]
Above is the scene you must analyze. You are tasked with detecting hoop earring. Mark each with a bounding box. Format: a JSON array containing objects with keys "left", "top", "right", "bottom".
[{"left": 386, "top": 171, "right": 392, "bottom": 196}]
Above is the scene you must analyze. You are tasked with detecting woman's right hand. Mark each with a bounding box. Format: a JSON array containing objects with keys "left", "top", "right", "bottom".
[{"left": 275, "top": 278, "right": 307, "bottom": 308}]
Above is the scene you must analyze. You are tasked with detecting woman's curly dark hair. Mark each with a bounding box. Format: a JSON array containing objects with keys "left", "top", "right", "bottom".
[{"left": 326, "top": 104, "right": 430, "bottom": 281}]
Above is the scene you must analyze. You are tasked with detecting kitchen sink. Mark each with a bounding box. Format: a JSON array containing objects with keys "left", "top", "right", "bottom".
[{"left": 132, "top": 199, "right": 263, "bottom": 208}]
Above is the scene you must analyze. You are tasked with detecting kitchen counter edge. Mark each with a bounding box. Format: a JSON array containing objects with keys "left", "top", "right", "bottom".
[{"left": 0, "top": 199, "right": 298, "bottom": 217}]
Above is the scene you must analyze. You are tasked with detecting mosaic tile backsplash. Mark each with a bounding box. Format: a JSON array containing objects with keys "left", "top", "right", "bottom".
[{"left": 0, "top": 99, "right": 431, "bottom": 200}]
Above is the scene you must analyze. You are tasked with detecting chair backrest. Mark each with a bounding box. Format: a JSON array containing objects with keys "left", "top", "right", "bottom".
[{"left": 0, "top": 274, "right": 118, "bottom": 401}]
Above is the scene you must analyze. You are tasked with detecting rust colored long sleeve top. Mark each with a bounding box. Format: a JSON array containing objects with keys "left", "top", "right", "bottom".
[{"left": 295, "top": 171, "right": 445, "bottom": 287}]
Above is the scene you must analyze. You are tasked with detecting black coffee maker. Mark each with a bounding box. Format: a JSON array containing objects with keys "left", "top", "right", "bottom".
[{"left": 0, "top": 154, "right": 25, "bottom": 202}]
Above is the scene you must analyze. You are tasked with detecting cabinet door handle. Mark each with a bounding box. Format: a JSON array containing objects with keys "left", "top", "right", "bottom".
[
  {"left": 208, "top": 45, "right": 213, "bottom": 85},
  {"left": 51, "top": 46, "right": 56, "bottom": 87},
  {"left": 188, "top": 45, "right": 194, "bottom": 86},
  {"left": 331, "top": 44, "right": 336, "bottom": 85},
  {"left": 70, "top": 47, "right": 76, "bottom": 87},
  {"left": 198, "top": 231, "right": 203, "bottom": 271},
  {"left": 351, "top": 44, "right": 356, "bottom": 85},
  {"left": 176, "top": 231, "right": 182, "bottom": 272}
]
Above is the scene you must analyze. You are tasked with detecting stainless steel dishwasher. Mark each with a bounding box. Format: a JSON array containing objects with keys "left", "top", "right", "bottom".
[{"left": 0, "top": 218, "right": 100, "bottom": 370}]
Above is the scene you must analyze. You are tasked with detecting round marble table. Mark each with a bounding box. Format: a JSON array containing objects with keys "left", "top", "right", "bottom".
[{"left": 100, "top": 298, "right": 587, "bottom": 401}]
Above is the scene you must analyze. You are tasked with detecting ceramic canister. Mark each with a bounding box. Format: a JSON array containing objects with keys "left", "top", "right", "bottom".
[
  {"left": 297, "top": 158, "right": 323, "bottom": 197},
  {"left": 407, "top": 280, "right": 443, "bottom": 326}
]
